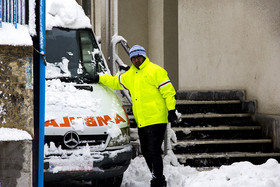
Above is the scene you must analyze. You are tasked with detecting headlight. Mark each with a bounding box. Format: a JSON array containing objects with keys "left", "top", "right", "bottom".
[{"left": 107, "top": 127, "right": 130, "bottom": 147}]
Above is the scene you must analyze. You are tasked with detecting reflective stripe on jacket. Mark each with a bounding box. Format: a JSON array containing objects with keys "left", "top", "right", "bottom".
[{"left": 99, "top": 57, "right": 176, "bottom": 128}]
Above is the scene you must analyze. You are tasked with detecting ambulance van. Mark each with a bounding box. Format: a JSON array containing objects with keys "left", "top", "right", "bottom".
[{"left": 43, "top": 1, "right": 132, "bottom": 186}]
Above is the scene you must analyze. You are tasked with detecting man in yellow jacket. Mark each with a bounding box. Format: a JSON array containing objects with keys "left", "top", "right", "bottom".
[{"left": 93, "top": 45, "right": 177, "bottom": 187}]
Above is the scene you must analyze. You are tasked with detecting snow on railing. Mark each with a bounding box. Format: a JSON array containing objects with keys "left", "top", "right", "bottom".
[{"left": 0, "top": 0, "right": 27, "bottom": 28}]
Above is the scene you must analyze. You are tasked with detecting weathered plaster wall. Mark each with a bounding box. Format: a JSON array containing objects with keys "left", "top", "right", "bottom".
[
  {"left": 178, "top": 0, "right": 280, "bottom": 115},
  {"left": 118, "top": 0, "right": 149, "bottom": 66},
  {"left": 148, "top": 0, "right": 164, "bottom": 67},
  {"left": 0, "top": 141, "right": 32, "bottom": 187}
]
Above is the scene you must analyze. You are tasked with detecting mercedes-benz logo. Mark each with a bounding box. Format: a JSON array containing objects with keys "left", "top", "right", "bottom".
[{"left": 63, "top": 131, "right": 80, "bottom": 149}]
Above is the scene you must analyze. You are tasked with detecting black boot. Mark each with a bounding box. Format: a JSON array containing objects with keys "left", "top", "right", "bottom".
[{"left": 150, "top": 176, "right": 167, "bottom": 187}]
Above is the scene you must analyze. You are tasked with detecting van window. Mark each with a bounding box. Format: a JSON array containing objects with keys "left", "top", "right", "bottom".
[
  {"left": 78, "top": 30, "right": 107, "bottom": 76},
  {"left": 46, "top": 28, "right": 107, "bottom": 79}
]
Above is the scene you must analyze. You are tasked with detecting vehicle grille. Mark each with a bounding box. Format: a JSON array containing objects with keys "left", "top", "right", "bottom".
[{"left": 45, "top": 134, "right": 108, "bottom": 149}]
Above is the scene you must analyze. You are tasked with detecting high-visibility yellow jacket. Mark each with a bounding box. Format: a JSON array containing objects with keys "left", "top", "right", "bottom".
[{"left": 99, "top": 57, "right": 176, "bottom": 128}]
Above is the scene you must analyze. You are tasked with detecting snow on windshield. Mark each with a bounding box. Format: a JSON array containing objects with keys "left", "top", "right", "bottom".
[
  {"left": 45, "top": 79, "right": 101, "bottom": 121},
  {"left": 46, "top": 0, "right": 92, "bottom": 30},
  {"left": 46, "top": 58, "right": 71, "bottom": 78}
]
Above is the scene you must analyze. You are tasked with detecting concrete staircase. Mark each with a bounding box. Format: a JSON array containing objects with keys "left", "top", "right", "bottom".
[
  {"left": 126, "top": 90, "right": 280, "bottom": 167},
  {"left": 173, "top": 90, "right": 280, "bottom": 167}
]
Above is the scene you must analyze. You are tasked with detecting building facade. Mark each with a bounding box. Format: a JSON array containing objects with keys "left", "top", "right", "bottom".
[{"left": 78, "top": 0, "right": 280, "bottom": 116}]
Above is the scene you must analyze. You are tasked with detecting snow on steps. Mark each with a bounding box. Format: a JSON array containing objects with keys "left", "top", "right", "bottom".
[{"left": 173, "top": 90, "right": 280, "bottom": 167}]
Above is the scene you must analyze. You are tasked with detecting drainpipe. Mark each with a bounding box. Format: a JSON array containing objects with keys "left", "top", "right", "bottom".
[
  {"left": 38, "top": 0, "right": 46, "bottom": 186},
  {"left": 113, "top": 0, "right": 118, "bottom": 37},
  {"left": 111, "top": 0, "right": 118, "bottom": 75},
  {"left": 106, "top": 0, "right": 111, "bottom": 71},
  {"left": 110, "top": 0, "right": 132, "bottom": 104}
]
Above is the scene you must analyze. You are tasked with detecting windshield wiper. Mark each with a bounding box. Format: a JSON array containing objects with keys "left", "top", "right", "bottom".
[
  {"left": 46, "top": 76, "right": 97, "bottom": 84},
  {"left": 74, "top": 85, "right": 93, "bottom": 91}
]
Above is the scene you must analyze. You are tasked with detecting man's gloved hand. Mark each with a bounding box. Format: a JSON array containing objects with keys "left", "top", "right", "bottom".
[
  {"left": 83, "top": 75, "right": 99, "bottom": 84},
  {"left": 92, "top": 75, "right": 100, "bottom": 83},
  {"left": 168, "top": 110, "right": 177, "bottom": 123}
]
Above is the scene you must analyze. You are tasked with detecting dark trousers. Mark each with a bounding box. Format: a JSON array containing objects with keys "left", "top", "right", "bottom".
[{"left": 138, "top": 123, "right": 167, "bottom": 179}]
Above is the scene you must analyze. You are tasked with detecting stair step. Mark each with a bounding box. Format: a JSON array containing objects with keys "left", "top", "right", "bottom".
[
  {"left": 129, "top": 112, "right": 250, "bottom": 119},
  {"left": 177, "top": 152, "right": 280, "bottom": 159},
  {"left": 176, "top": 100, "right": 246, "bottom": 114},
  {"left": 181, "top": 113, "right": 251, "bottom": 118},
  {"left": 173, "top": 139, "right": 273, "bottom": 154},
  {"left": 174, "top": 116, "right": 254, "bottom": 128},
  {"left": 176, "top": 100, "right": 241, "bottom": 105},
  {"left": 173, "top": 126, "right": 262, "bottom": 140},
  {"left": 176, "top": 152, "right": 280, "bottom": 167},
  {"left": 176, "top": 139, "right": 272, "bottom": 145},
  {"left": 173, "top": 126, "right": 261, "bottom": 131},
  {"left": 176, "top": 90, "right": 245, "bottom": 101}
]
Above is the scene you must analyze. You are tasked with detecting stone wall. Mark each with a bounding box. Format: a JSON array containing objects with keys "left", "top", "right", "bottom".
[
  {"left": 0, "top": 45, "right": 33, "bottom": 187},
  {"left": 0, "top": 45, "right": 33, "bottom": 136}
]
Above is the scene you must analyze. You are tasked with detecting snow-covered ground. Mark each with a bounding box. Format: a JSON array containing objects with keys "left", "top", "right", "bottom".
[
  {"left": 121, "top": 156, "right": 280, "bottom": 187},
  {"left": 54, "top": 155, "right": 280, "bottom": 187}
]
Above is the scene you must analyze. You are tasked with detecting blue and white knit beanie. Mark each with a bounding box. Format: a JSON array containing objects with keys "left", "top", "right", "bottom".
[{"left": 129, "top": 45, "right": 146, "bottom": 59}]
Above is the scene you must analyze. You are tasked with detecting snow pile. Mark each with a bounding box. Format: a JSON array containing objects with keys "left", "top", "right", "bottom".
[
  {"left": 45, "top": 143, "right": 98, "bottom": 173},
  {"left": 107, "top": 122, "right": 122, "bottom": 138},
  {"left": 0, "top": 127, "right": 32, "bottom": 141},
  {"left": 71, "top": 118, "right": 85, "bottom": 132},
  {"left": 0, "top": 0, "right": 91, "bottom": 44},
  {"left": 44, "top": 142, "right": 132, "bottom": 173},
  {"left": 44, "top": 142, "right": 65, "bottom": 156},
  {"left": 122, "top": 156, "right": 280, "bottom": 187},
  {"left": 46, "top": 0, "right": 92, "bottom": 30},
  {"left": 0, "top": 23, "right": 33, "bottom": 46},
  {"left": 0, "top": 0, "right": 35, "bottom": 45}
]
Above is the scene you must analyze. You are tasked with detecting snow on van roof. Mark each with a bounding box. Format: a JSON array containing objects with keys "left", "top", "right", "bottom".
[{"left": 46, "top": 0, "right": 92, "bottom": 30}]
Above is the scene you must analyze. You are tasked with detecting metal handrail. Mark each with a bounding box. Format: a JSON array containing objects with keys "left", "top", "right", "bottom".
[{"left": 110, "top": 35, "right": 132, "bottom": 105}]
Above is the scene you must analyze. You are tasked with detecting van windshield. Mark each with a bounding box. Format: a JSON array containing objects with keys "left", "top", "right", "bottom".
[{"left": 45, "top": 27, "right": 107, "bottom": 80}]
